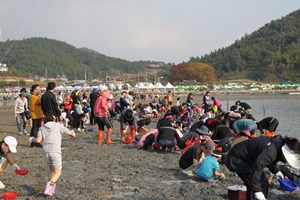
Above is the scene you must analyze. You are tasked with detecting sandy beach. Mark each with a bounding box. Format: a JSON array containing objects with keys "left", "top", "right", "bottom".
[{"left": 0, "top": 107, "right": 299, "bottom": 200}]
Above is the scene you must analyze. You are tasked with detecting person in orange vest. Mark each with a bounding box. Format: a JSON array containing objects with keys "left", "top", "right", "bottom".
[{"left": 167, "top": 91, "right": 173, "bottom": 110}]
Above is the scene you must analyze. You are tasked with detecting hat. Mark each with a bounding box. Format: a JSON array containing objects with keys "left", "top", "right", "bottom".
[
  {"left": 282, "top": 144, "right": 300, "bottom": 169},
  {"left": 196, "top": 126, "right": 209, "bottom": 135},
  {"left": 212, "top": 150, "right": 222, "bottom": 158},
  {"left": 92, "top": 88, "right": 98, "bottom": 93},
  {"left": 21, "top": 92, "right": 26, "bottom": 97},
  {"left": 239, "top": 130, "right": 252, "bottom": 138},
  {"left": 4, "top": 136, "right": 17, "bottom": 153},
  {"left": 205, "top": 140, "right": 215, "bottom": 155},
  {"left": 124, "top": 109, "right": 134, "bottom": 121}
]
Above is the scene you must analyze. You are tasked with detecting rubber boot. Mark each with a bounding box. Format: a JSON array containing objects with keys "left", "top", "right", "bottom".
[
  {"left": 106, "top": 128, "right": 115, "bottom": 144},
  {"left": 98, "top": 130, "right": 104, "bottom": 145},
  {"left": 43, "top": 181, "right": 56, "bottom": 197},
  {"left": 265, "top": 130, "right": 274, "bottom": 137},
  {"left": 120, "top": 125, "right": 125, "bottom": 143},
  {"left": 130, "top": 125, "right": 136, "bottom": 139}
]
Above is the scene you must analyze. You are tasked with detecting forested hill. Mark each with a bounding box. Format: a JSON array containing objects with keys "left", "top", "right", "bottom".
[
  {"left": 190, "top": 9, "right": 300, "bottom": 82},
  {"left": 0, "top": 37, "right": 168, "bottom": 79}
]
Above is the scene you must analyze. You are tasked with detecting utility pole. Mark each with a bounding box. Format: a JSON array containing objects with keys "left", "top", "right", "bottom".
[
  {"left": 155, "top": 70, "right": 157, "bottom": 84},
  {"left": 138, "top": 72, "right": 139, "bottom": 83},
  {"left": 85, "top": 69, "right": 87, "bottom": 81}
]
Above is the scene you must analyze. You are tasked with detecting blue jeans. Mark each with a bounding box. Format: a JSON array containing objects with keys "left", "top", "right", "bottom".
[
  {"left": 16, "top": 113, "right": 27, "bottom": 132},
  {"left": 158, "top": 139, "right": 176, "bottom": 149}
]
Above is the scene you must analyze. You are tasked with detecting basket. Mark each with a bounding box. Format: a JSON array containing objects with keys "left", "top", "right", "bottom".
[
  {"left": 279, "top": 178, "right": 297, "bottom": 192},
  {"left": 227, "top": 185, "right": 247, "bottom": 200}
]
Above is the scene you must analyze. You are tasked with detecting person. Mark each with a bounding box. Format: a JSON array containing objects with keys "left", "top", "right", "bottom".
[
  {"left": 41, "top": 82, "right": 62, "bottom": 121},
  {"left": 176, "top": 98, "right": 181, "bottom": 106},
  {"left": 235, "top": 100, "right": 252, "bottom": 114},
  {"left": 14, "top": 92, "right": 28, "bottom": 135},
  {"left": 94, "top": 90, "right": 114, "bottom": 145},
  {"left": 119, "top": 91, "right": 129, "bottom": 112},
  {"left": 257, "top": 117, "right": 279, "bottom": 137},
  {"left": 157, "top": 115, "right": 178, "bottom": 151},
  {"left": 30, "top": 113, "right": 76, "bottom": 197},
  {"left": 120, "top": 108, "right": 137, "bottom": 143},
  {"left": 30, "top": 84, "right": 44, "bottom": 148},
  {"left": 179, "top": 112, "right": 192, "bottom": 133},
  {"left": 186, "top": 93, "right": 193, "bottom": 104},
  {"left": 64, "top": 92, "right": 73, "bottom": 113},
  {"left": 211, "top": 124, "right": 232, "bottom": 140},
  {"left": 232, "top": 119, "right": 257, "bottom": 136},
  {"left": 166, "top": 91, "right": 173, "bottom": 110},
  {"left": 225, "top": 135, "right": 300, "bottom": 200},
  {"left": 203, "top": 91, "right": 211, "bottom": 114},
  {"left": 211, "top": 96, "right": 222, "bottom": 113},
  {"left": 0, "top": 136, "right": 21, "bottom": 189},
  {"left": 179, "top": 140, "right": 215, "bottom": 176},
  {"left": 89, "top": 88, "right": 99, "bottom": 125},
  {"left": 124, "top": 91, "right": 134, "bottom": 109},
  {"left": 176, "top": 125, "right": 209, "bottom": 149},
  {"left": 196, "top": 150, "right": 225, "bottom": 181}
]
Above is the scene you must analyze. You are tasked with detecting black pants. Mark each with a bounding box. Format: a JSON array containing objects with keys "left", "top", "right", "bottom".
[
  {"left": 267, "top": 118, "right": 279, "bottom": 132},
  {"left": 143, "top": 134, "right": 154, "bottom": 150},
  {"left": 237, "top": 172, "right": 269, "bottom": 200},
  {"left": 30, "top": 118, "right": 43, "bottom": 138},
  {"left": 90, "top": 107, "right": 95, "bottom": 125},
  {"left": 95, "top": 116, "right": 113, "bottom": 131}
]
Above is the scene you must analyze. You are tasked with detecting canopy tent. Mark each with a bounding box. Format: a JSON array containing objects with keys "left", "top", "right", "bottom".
[
  {"left": 198, "top": 84, "right": 207, "bottom": 89},
  {"left": 281, "top": 83, "right": 292, "bottom": 88},
  {"left": 271, "top": 83, "right": 280, "bottom": 88},
  {"left": 147, "top": 83, "right": 155, "bottom": 89},
  {"left": 155, "top": 82, "right": 165, "bottom": 89},
  {"left": 185, "top": 85, "right": 195, "bottom": 89},
  {"left": 250, "top": 83, "right": 260, "bottom": 88},
  {"left": 74, "top": 86, "right": 82, "bottom": 91},
  {"left": 56, "top": 85, "right": 65, "bottom": 91},
  {"left": 175, "top": 85, "right": 184, "bottom": 89},
  {"left": 138, "top": 83, "right": 147, "bottom": 89},
  {"left": 292, "top": 83, "right": 300, "bottom": 87},
  {"left": 165, "top": 82, "right": 174, "bottom": 89},
  {"left": 65, "top": 86, "right": 74, "bottom": 91}
]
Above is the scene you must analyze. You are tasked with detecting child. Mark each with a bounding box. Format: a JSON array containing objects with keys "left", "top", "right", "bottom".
[
  {"left": 176, "top": 98, "right": 181, "bottom": 106},
  {"left": 30, "top": 113, "right": 76, "bottom": 197},
  {"left": 196, "top": 150, "right": 225, "bottom": 181}
]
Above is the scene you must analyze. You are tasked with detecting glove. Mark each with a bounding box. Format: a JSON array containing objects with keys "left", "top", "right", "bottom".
[
  {"left": 12, "top": 163, "right": 20, "bottom": 170},
  {"left": 220, "top": 173, "right": 226, "bottom": 180},
  {"left": 0, "top": 181, "right": 5, "bottom": 189},
  {"left": 254, "top": 192, "right": 266, "bottom": 200},
  {"left": 276, "top": 171, "right": 284, "bottom": 181},
  {"left": 70, "top": 130, "right": 76, "bottom": 139},
  {"left": 29, "top": 137, "right": 35, "bottom": 144}
]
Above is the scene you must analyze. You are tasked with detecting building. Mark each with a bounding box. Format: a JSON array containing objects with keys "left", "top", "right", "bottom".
[{"left": 0, "top": 63, "right": 8, "bottom": 72}]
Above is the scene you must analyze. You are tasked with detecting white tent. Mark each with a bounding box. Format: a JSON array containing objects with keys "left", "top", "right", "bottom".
[
  {"left": 56, "top": 85, "right": 65, "bottom": 91},
  {"left": 155, "top": 82, "right": 165, "bottom": 89},
  {"left": 147, "top": 82, "right": 155, "bottom": 89},
  {"left": 65, "top": 86, "right": 74, "bottom": 91},
  {"left": 165, "top": 82, "right": 174, "bottom": 89},
  {"left": 138, "top": 83, "right": 147, "bottom": 89}
]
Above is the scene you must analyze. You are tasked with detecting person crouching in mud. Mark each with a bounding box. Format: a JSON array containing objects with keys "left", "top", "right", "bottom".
[
  {"left": 30, "top": 113, "right": 76, "bottom": 197},
  {"left": 225, "top": 135, "right": 300, "bottom": 200},
  {"left": 0, "top": 136, "right": 21, "bottom": 189}
]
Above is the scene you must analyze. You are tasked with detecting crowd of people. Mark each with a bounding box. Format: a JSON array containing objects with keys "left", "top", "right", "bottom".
[{"left": 4, "top": 81, "right": 300, "bottom": 199}]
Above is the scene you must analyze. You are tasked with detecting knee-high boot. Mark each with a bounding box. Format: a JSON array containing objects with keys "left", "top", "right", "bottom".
[
  {"left": 130, "top": 125, "right": 136, "bottom": 139},
  {"left": 106, "top": 128, "right": 114, "bottom": 144},
  {"left": 98, "top": 130, "right": 104, "bottom": 145}
]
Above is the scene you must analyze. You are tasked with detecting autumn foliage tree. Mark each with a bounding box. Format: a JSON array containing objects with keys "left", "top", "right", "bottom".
[{"left": 168, "top": 62, "right": 215, "bottom": 85}]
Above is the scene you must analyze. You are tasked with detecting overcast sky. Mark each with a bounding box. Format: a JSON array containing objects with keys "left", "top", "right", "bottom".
[{"left": 0, "top": 0, "right": 299, "bottom": 63}]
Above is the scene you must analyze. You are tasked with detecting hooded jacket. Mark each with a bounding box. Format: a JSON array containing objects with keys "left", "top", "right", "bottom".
[
  {"left": 94, "top": 90, "right": 110, "bottom": 117},
  {"left": 225, "top": 135, "right": 285, "bottom": 192}
]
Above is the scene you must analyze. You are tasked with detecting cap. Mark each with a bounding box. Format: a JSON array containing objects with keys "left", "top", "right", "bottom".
[
  {"left": 21, "top": 92, "right": 26, "bottom": 97},
  {"left": 196, "top": 126, "right": 209, "bottom": 135},
  {"left": 239, "top": 130, "right": 252, "bottom": 138},
  {"left": 4, "top": 136, "right": 18, "bottom": 153},
  {"left": 282, "top": 144, "right": 300, "bottom": 169},
  {"left": 92, "top": 88, "right": 98, "bottom": 93},
  {"left": 205, "top": 140, "right": 215, "bottom": 155}
]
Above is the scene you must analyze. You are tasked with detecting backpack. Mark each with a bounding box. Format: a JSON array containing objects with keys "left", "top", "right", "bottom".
[{"left": 218, "top": 136, "right": 235, "bottom": 153}]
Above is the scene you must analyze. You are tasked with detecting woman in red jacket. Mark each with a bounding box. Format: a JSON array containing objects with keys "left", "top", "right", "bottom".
[{"left": 94, "top": 90, "right": 114, "bottom": 145}]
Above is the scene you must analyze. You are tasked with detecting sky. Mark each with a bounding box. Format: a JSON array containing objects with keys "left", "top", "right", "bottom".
[{"left": 0, "top": 0, "right": 300, "bottom": 63}]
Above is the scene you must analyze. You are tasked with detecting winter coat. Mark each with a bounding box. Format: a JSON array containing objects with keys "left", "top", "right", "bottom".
[{"left": 94, "top": 90, "right": 110, "bottom": 117}]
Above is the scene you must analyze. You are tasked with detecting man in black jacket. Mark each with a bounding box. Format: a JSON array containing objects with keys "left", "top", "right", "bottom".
[
  {"left": 225, "top": 135, "right": 300, "bottom": 200},
  {"left": 41, "top": 82, "right": 62, "bottom": 121},
  {"left": 89, "top": 88, "right": 99, "bottom": 125}
]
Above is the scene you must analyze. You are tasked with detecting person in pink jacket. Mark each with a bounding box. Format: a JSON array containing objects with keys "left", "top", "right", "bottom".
[
  {"left": 94, "top": 90, "right": 114, "bottom": 145},
  {"left": 211, "top": 96, "right": 223, "bottom": 112}
]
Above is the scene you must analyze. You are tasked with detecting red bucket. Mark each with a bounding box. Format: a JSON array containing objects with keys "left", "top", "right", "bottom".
[{"left": 2, "top": 191, "right": 18, "bottom": 200}]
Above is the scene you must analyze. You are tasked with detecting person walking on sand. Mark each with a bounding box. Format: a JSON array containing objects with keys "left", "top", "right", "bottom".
[
  {"left": 30, "top": 113, "right": 76, "bottom": 197},
  {"left": 41, "top": 82, "right": 62, "bottom": 121},
  {"left": 14, "top": 92, "right": 28, "bottom": 135},
  {"left": 29, "top": 84, "right": 44, "bottom": 148},
  {"left": 94, "top": 90, "right": 114, "bottom": 145},
  {"left": 89, "top": 88, "right": 100, "bottom": 126},
  {"left": 0, "top": 136, "right": 22, "bottom": 189}
]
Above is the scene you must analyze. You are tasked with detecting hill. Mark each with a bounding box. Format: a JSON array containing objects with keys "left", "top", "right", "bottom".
[
  {"left": 0, "top": 37, "right": 169, "bottom": 81},
  {"left": 190, "top": 9, "right": 300, "bottom": 83}
]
